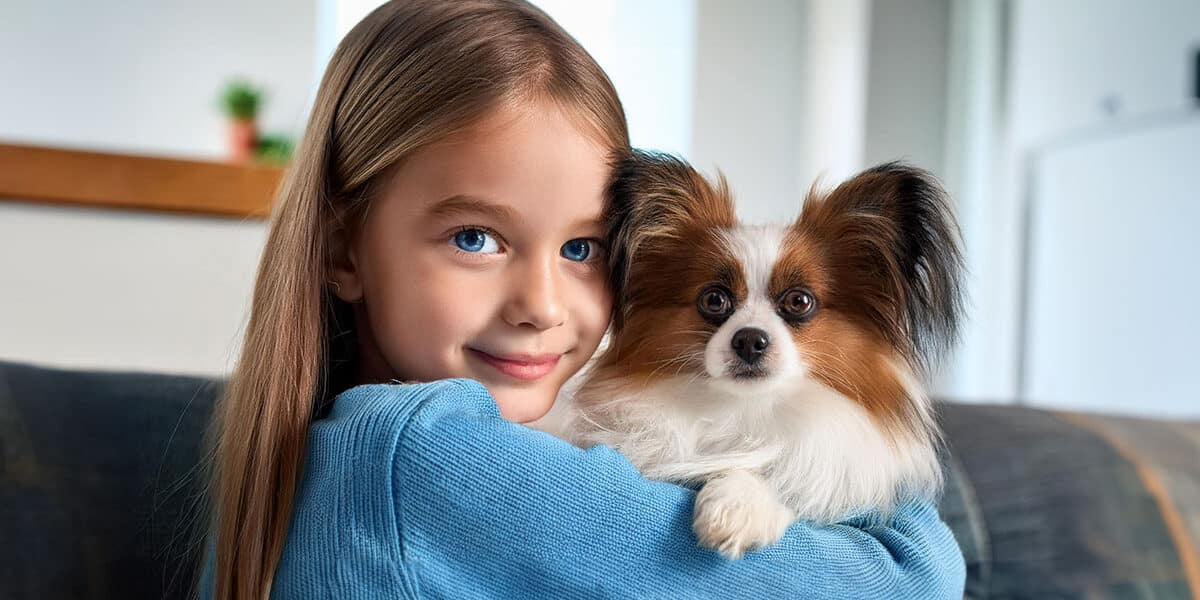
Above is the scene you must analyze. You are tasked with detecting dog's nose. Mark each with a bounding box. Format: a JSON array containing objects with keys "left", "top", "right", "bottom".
[{"left": 731, "top": 327, "right": 770, "bottom": 364}]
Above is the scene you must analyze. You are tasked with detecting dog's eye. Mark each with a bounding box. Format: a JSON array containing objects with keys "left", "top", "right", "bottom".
[
  {"left": 697, "top": 286, "right": 734, "bottom": 323},
  {"left": 778, "top": 287, "right": 817, "bottom": 321}
]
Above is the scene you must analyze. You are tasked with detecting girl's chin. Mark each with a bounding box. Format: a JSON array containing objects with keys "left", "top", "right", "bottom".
[{"left": 487, "top": 385, "right": 558, "bottom": 423}]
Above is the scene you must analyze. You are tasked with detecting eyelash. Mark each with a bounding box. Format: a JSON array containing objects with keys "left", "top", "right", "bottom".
[
  {"left": 445, "top": 225, "right": 605, "bottom": 264},
  {"left": 577, "top": 239, "right": 607, "bottom": 264},
  {"left": 448, "top": 225, "right": 505, "bottom": 257}
]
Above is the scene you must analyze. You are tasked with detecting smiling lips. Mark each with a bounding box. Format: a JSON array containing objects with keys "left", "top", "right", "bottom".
[{"left": 469, "top": 348, "right": 562, "bottom": 381}]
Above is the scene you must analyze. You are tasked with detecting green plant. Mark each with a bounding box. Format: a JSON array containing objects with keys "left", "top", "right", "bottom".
[
  {"left": 255, "top": 133, "right": 295, "bottom": 164},
  {"left": 219, "top": 80, "right": 262, "bottom": 121}
]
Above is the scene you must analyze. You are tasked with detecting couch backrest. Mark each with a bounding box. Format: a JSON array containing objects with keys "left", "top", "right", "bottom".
[{"left": 0, "top": 360, "right": 222, "bottom": 599}]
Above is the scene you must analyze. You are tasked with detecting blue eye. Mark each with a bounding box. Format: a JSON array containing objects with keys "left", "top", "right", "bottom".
[
  {"left": 561, "top": 239, "right": 594, "bottom": 262},
  {"left": 452, "top": 228, "right": 500, "bottom": 254}
]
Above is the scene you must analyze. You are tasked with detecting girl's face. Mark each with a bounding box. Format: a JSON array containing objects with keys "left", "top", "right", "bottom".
[{"left": 331, "top": 100, "right": 614, "bottom": 423}]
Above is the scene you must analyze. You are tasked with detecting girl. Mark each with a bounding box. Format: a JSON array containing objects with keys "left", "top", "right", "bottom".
[{"left": 201, "top": 0, "right": 966, "bottom": 598}]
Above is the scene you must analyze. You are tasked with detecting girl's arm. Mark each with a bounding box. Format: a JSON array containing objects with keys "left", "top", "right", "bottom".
[{"left": 381, "top": 379, "right": 965, "bottom": 599}]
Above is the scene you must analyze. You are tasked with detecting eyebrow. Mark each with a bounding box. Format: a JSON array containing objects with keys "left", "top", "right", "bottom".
[
  {"left": 427, "top": 194, "right": 606, "bottom": 234},
  {"left": 570, "top": 215, "right": 605, "bottom": 233},
  {"left": 425, "top": 194, "right": 520, "bottom": 223}
]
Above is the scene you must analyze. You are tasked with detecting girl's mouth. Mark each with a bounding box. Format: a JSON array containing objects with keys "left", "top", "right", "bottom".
[{"left": 468, "top": 348, "right": 562, "bottom": 381}]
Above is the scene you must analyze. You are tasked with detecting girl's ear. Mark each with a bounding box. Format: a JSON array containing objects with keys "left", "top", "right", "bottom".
[{"left": 328, "top": 226, "right": 365, "bottom": 303}]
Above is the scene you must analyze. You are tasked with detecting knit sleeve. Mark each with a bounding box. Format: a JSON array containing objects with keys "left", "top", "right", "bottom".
[{"left": 381, "top": 379, "right": 965, "bottom": 599}]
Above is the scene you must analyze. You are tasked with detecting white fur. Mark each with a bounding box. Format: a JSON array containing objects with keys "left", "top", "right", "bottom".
[
  {"left": 703, "top": 227, "right": 805, "bottom": 384},
  {"left": 566, "top": 369, "right": 941, "bottom": 525},
  {"left": 692, "top": 469, "right": 793, "bottom": 559},
  {"left": 537, "top": 225, "right": 944, "bottom": 558}
]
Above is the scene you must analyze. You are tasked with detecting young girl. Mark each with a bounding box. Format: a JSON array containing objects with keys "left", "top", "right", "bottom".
[{"left": 202, "top": 1, "right": 966, "bottom": 598}]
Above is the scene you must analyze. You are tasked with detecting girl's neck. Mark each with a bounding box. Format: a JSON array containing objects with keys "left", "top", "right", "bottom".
[{"left": 352, "top": 302, "right": 400, "bottom": 385}]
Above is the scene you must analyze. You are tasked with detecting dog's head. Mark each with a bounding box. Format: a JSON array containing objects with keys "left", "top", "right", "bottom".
[{"left": 598, "top": 151, "right": 964, "bottom": 425}]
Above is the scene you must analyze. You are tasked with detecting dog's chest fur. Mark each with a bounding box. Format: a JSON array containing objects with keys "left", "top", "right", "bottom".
[{"left": 560, "top": 373, "right": 941, "bottom": 523}]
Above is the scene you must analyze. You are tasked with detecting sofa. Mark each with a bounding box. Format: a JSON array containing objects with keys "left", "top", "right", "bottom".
[{"left": 2, "top": 359, "right": 1198, "bottom": 599}]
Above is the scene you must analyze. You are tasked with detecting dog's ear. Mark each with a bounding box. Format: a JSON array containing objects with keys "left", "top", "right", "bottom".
[
  {"left": 605, "top": 149, "right": 736, "bottom": 331},
  {"left": 796, "top": 162, "right": 965, "bottom": 373}
]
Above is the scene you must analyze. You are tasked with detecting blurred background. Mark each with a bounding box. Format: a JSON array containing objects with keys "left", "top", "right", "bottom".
[{"left": 1, "top": 0, "right": 1198, "bottom": 417}]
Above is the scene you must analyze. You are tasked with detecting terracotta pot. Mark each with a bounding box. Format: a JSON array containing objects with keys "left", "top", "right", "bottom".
[{"left": 228, "top": 118, "right": 258, "bottom": 162}]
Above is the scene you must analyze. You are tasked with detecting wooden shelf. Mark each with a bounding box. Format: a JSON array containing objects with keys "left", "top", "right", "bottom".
[{"left": 0, "top": 142, "right": 285, "bottom": 218}]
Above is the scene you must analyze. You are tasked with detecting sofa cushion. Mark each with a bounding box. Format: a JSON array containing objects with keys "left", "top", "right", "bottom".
[{"left": 938, "top": 402, "right": 1200, "bottom": 599}]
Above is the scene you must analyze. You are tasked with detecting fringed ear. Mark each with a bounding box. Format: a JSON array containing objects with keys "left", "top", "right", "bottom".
[
  {"left": 605, "top": 149, "right": 736, "bottom": 331},
  {"left": 797, "top": 162, "right": 965, "bottom": 373}
]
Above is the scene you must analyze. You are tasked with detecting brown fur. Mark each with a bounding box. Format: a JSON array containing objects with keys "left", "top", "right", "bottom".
[
  {"left": 605, "top": 150, "right": 737, "bottom": 331},
  {"left": 793, "top": 163, "right": 965, "bottom": 374},
  {"left": 598, "top": 152, "right": 964, "bottom": 433},
  {"left": 597, "top": 151, "right": 744, "bottom": 380}
]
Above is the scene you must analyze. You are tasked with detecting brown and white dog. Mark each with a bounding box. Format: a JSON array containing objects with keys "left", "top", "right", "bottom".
[{"left": 540, "top": 151, "right": 965, "bottom": 559}]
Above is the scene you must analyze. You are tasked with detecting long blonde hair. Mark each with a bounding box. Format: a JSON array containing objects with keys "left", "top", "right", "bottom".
[{"left": 205, "top": 2, "right": 628, "bottom": 597}]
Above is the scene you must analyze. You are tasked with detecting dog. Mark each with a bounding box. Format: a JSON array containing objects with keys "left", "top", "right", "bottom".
[{"left": 539, "top": 151, "right": 965, "bottom": 559}]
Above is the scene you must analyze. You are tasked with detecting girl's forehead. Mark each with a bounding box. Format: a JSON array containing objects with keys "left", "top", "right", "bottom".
[
  {"left": 450, "top": 97, "right": 613, "bottom": 152},
  {"left": 432, "top": 100, "right": 610, "bottom": 166},
  {"left": 383, "top": 101, "right": 612, "bottom": 226}
]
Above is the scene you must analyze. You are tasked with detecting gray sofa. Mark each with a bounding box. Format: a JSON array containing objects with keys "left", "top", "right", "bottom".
[{"left": 2, "top": 360, "right": 1198, "bottom": 599}]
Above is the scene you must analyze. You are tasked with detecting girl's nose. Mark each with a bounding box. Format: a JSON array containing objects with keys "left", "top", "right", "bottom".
[{"left": 502, "top": 257, "right": 566, "bottom": 330}]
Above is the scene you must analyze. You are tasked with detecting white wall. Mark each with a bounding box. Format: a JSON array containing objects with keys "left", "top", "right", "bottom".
[
  {"left": 535, "top": 0, "right": 698, "bottom": 157},
  {"left": 1006, "top": 0, "right": 1200, "bottom": 151},
  {"left": 862, "top": 0, "right": 950, "bottom": 177},
  {"left": 0, "top": 0, "right": 314, "bottom": 375},
  {"left": 0, "top": 0, "right": 316, "bottom": 159},
  {"left": 1024, "top": 119, "right": 1200, "bottom": 417},
  {"left": 0, "top": 202, "right": 266, "bottom": 376},
  {"left": 798, "top": 0, "right": 871, "bottom": 193},
  {"left": 690, "top": 0, "right": 811, "bottom": 224},
  {"left": 939, "top": 0, "right": 1005, "bottom": 400},
  {"left": 955, "top": 0, "right": 1200, "bottom": 407}
]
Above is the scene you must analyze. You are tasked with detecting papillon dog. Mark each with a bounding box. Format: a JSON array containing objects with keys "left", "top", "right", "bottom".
[{"left": 540, "top": 151, "right": 965, "bottom": 559}]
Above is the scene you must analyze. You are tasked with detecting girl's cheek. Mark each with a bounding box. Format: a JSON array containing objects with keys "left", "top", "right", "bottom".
[
  {"left": 572, "top": 275, "right": 613, "bottom": 339},
  {"left": 426, "top": 270, "right": 495, "bottom": 323}
]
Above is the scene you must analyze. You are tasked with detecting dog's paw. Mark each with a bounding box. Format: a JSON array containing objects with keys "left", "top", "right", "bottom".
[{"left": 692, "top": 470, "right": 794, "bottom": 559}]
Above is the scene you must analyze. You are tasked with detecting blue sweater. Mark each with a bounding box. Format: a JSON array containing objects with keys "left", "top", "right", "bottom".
[{"left": 204, "top": 379, "right": 965, "bottom": 599}]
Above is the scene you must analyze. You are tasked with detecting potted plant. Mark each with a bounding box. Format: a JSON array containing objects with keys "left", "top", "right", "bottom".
[
  {"left": 219, "top": 80, "right": 262, "bottom": 162},
  {"left": 255, "top": 133, "right": 295, "bottom": 165}
]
